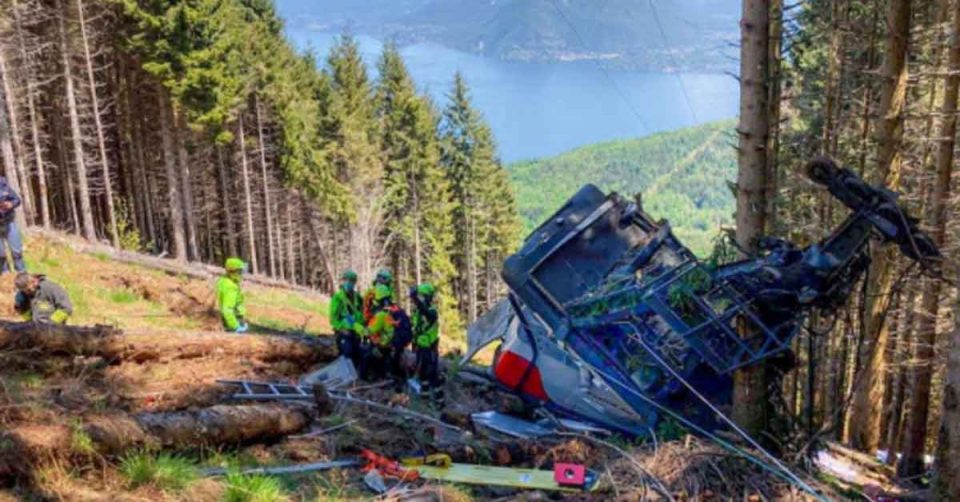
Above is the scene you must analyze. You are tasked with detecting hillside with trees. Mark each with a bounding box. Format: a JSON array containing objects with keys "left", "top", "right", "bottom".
[
  {"left": 509, "top": 121, "right": 735, "bottom": 256},
  {"left": 0, "top": 0, "right": 519, "bottom": 334}
]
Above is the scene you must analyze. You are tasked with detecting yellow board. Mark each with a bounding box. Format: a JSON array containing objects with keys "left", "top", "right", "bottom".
[{"left": 414, "top": 464, "right": 597, "bottom": 492}]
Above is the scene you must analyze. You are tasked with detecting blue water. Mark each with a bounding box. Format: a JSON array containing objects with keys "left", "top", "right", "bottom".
[{"left": 284, "top": 30, "right": 739, "bottom": 163}]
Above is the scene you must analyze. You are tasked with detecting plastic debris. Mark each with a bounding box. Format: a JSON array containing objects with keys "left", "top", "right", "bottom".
[
  {"left": 299, "top": 356, "right": 358, "bottom": 389},
  {"left": 471, "top": 411, "right": 555, "bottom": 439},
  {"left": 363, "top": 469, "right": 387, "bottom": 494}
]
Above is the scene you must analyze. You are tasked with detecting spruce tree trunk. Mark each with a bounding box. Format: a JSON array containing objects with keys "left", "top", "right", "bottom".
[
  {"left": 732, "top": 0, "right": 770, "bottom": 437},
  {"left": 12, "top": 0, "right": 49, "bottom": 228},
  {"left": 216, "top": 146, "right": 237, "bottom": 257},
  {"left": 175, "top": 112, "right": 198, "bottom": 261},
  {"left": 764, "top": 0, "right": 783, "bottom": 222},
  {"left": 936, "top": 289, "right": 960, "bottom": 495},
  {"left": 848, "top": 0, "right": 911, "bottom": 453},
  {"left": 238, "top": 115, "right": 259, "bottom": 274},
  {"left": 76, "top": 0, "right": 117, "bottom": 247},
  {"left": 254, "top": 95, "right": 276, "bottom": 277},
  {"left": 0, "top": 53, "right": 32, "bottom": 229},
  {"left": 900, "top": 1, "right": 959, "bottom": 479},
  {"left": 157, "top": 89, "right": 187, "bottom": 261},
  {"left": 57, "top": 0, "right": 97, "bottom": 241}
]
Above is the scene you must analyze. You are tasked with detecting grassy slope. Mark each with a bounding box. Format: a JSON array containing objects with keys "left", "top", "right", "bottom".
[
  {"left": 508, "top": 120, "right": 736, "bottom": 256},
  {"left": 1, "top": 233, "right": 330, "bottom": 335}
]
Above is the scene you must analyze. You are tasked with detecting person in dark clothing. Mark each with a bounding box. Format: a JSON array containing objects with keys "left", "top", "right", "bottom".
[
  {"left": 410, "top": 283, "right": 443, "bottom": 405},
  {"left": 14, "top": 273, "right": 73, "bottom": 324},
  {"left": 0, "top": 177, "right": 25, "bottom": 274},
  {"left": 386, "top": 301, "right": 412, "bottom": 392}
]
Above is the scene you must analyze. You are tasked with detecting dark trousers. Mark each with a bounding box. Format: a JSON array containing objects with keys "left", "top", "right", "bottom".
[
  {"left": 359, "top": 342, "right": 388, "bottom": 381},
  {"left": 416, "top": 342, "right": 443, "bottom": 402},
  {"left": 336, "top": 331, "right": 361, "bottom": 369}
]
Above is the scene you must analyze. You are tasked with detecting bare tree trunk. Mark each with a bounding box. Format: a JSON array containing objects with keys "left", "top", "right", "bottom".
[
  {"left": 733, "top": 0, "right": 770, "bottom": 437},
  {"left": 238, "top": 115, "right": 258, "bottom": 273},
  {"left": 0, "top": 54, "right": 27, "bottom": 231},
  {"left": 254, "top": 95, "right": 276, "bottom": 277},
  {"left": 848, "top": 0, "right": 911, "bottom": 453},
  {"left": 174, "top": 112, "right": 198, "bottom": 261},
  {"left": 286, "top": 196, "right": 296, "bottom": 283},
  {"left": 467, "top": 206, "right": 478, "bottom": 323},
  {"left": 936, "top": 289, "right": 960, "bottom": 496},
  {"left": 216, "top": 146, "right": 237, "bottom": 257},
  {"left": 899, "top": 1, "right": 958, "bottom": 478},
  {"left": 157, "top": 89, "right": 187, "bottom": 261},
  {"left": 56, "top": 0, "right": 96, "bottom": 241},
  {"left": 0, "top": 53, "right": 32, "bottom": 228},
  {"left": 764, "top": 0, "right": 783, "bottom": 225},
  {"left": 11, "top": 0, "right": 49, "bottom": 228},
  {"left": 76, "top": 0, "right": 117, "bottom": 246}
]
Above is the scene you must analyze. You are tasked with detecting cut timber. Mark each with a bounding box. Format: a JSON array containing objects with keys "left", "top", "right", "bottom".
[
  {"left": 0, "top": 321, "right": 336, "bottom": 364},
  {"left": 84, "top": 403, "right": 313, "bottom": 454},
  {"left": 0, "top": 404, "right": 313, "bottom": 477}
]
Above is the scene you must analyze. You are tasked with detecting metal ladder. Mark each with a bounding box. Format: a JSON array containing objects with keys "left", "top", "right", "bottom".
[{"left": 217, "top": 380, "right": 313, "bottom": 401}]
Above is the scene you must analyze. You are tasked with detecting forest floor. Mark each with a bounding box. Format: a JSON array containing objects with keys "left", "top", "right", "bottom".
[{"left": 0, "top": 232, "right": 906, "bottom": 501}]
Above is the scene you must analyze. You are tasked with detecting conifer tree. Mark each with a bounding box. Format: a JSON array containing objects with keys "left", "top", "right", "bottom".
[{"left": 377, "top": 43, "right": 462, "bottom": 333}]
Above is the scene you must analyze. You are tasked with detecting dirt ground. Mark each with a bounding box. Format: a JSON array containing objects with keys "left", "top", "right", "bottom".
[{"left": 0, "top": 234, "right": 895, "bottom": 501}]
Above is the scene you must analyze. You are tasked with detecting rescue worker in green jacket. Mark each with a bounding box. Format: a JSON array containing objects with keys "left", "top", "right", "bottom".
[
  {"left": 363, "top": 268, "right": 394, "bottom": 323},
  {"left": 330, "top": 269, "right": 364, "bottom": 367},
  {"left": 411, "top": 283, "right": 443, "bottom": 404},
  {"left": 217, "top": 257, "right": 248, "bottom": 333},
  {"left": 14, "top": 273, "right": 73, "bottom": 324},
  {"left": 361, "top": 284, "right": 397, "bottom": 381}
]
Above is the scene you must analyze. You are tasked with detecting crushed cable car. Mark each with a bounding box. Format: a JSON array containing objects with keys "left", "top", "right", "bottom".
[{"left": 467, "top": 157, "right": 940, "bottom": 437}]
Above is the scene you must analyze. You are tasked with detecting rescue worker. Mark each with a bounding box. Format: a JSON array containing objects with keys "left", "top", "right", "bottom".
[
  {"left": 217, "top": 257, "right": 248, "bottom": 333},
  {"left": 411, "top": 283, "right": 443, "bottom": 404},
  {"left": 14, "top": 273, "right": 73, "bottom": 324},
  {"left": 330, "top": 269, "right": 364, "bottom": 367},
  {"left": 363, "top": 268, "right": 393, "bottom": 322},
  {"left": 361, "top": 284, "right": 396, "bottom": 381},
  {"left": 0, "top": 176, "right": 25, "bottom": 274}
]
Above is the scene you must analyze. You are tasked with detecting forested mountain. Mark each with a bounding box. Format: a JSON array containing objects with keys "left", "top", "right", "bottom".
[
  {"left": 0, "top": 0, "right": 519, "bottom": 333},
  {"left": 276, "top": 0, "right": 739, "bottom": 72},
  {"left": 509, "top": 121, "right": 735, "bottom": 256}
]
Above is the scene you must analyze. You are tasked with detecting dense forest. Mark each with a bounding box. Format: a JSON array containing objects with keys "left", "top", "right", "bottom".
[
  {"left": 509, "top": 120, "right": 735, "bottom": 256},
  {"left": 733, "top": 0, "right": 960, "bottom": 496},
  {"left": 0, "top": 0, "right": 520, "bottom": 335}
]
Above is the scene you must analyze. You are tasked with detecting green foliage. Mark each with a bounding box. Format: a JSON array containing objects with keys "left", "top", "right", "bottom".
[
  {"left": 440, "top": 73, "right": 522, "bottom": 323},
  {"left": 109, "top": 288, "right": 140, "bottom": 304},
  {"left": 120, "top": 452, "right": 197, "bottom": 491},
  {"left": 655, "top": 418, "right": 687, "bottom": 442},
  {"left": 113, "top": 199, "right": 143, "bottom": 252},
  {"left": 70, "top": 423, "right": 96, "bottom": 456},
  {"left": 509, "top": 121, "right": 736, "bottom": 256},
  {"left": 223, "top": 473, "right": 288, "bottom": 502}
]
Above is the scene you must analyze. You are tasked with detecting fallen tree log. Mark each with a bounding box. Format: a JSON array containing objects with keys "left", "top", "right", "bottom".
[
  {"left": 31, "top": 227, "right": 323, "bottom": 295},
  {"left": 0, "top": 321, "right": 336, "bottom": 365},
  {"left": 84, "top": 403, "right": 314, "bottom": 454},
  {"left": 0, "top": 403, "right": 314, "bottom": 478}
]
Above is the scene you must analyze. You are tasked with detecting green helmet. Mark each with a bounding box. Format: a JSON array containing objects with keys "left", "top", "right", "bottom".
[
  {"left": 375, "top": 268, "right": 393, "bottom": 284},
  {"left": 417, "top": 283, "right": 436, "bottom": 297},
  {"left": 225, "top": 257, "right": 246, "bottom": 272},
  {"left": 341, "top": 269, "right": 358, "bottom": 282},
  {"left": 374, "top": 284, "right": 392, "bottom": 301}
]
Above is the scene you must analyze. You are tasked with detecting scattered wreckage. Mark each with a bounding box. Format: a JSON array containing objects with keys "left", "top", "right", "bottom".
[{"left": 217, "top": 157, "right": 938, "bottom": 496}]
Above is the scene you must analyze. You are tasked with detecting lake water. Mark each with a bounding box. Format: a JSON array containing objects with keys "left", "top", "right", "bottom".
[{"left": 284, "top": 29, "right": 739, "bottom": 163}]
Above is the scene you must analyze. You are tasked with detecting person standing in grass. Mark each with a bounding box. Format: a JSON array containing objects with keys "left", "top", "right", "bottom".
[
  {"left": 14, "top": 273, "right": 73, "bottom": 324},
  {"left": 330, "top": 269, "right": 364, "bottom": 367},
  {"left": 0, "top": 176, "right": 25, "bottom": 274},
  {"left": 217, "top": 257, "right": 248, "bottom": 333}
]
